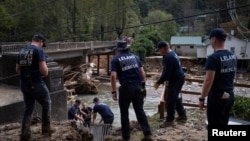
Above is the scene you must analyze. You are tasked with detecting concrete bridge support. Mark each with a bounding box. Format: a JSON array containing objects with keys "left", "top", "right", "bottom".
[{"left": 0, "top": 54, "right": 67, "bottom": 124}]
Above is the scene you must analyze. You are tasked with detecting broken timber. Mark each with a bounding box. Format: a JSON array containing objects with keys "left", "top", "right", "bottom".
[
  {"left": 158, "top": 77, "right": 250, "bottom": 115},
  {"left": 181, "top": 78, "right": 250, "bottom": 108}
]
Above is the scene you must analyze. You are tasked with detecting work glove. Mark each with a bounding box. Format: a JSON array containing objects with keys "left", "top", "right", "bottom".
[
  {"left": 141, "top": 82, "right": 146, "bottom": 99},
  {"left": 154, "top": 82, "right": 160, "bottom": 90}
]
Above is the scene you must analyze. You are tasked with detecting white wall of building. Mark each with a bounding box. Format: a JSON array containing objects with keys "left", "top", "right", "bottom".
[
  {"left": 224, "top": 36, "right": 249, "bottom": 59},
  {"left": 197, "top": 46, "right": 207, "bottom": 58},
  {"left": 204, "top": 36, "right": 250, "bottom": 60},
  {"left": 172, "top": 45, "right": 197, "bottom": 56}
]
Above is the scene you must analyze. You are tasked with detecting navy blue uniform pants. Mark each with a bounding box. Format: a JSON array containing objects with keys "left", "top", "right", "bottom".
[
  {"left": 118, "top": 83, "right": 152, "bottom": 140},
  {"left": 165, "top": 78, "right": 186, "bottom": 122},
  {"left": 103, "top": 117, "right": 114, "bottom": 124},
  {"left": 207, "top": 90, "right": 234, "bottom": 125},
  {"left": 20, "top": 80, "right": 51, "bottom": 135}
]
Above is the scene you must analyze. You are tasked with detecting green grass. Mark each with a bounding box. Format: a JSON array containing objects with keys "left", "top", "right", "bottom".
[{"left": 231, "top": 95, "right": 250, "bottom": 121}]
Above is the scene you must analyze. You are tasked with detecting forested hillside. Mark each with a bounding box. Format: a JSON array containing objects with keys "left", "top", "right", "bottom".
[{"left": 0, "top": 0, "right": 249, "bottom": 42}]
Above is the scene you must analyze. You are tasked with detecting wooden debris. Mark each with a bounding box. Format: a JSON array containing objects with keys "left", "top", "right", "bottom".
[{"left": 62, "top": 63, "right": 99, "bottom": 104}]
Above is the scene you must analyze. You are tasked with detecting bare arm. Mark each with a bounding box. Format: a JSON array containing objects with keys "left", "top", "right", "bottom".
[
  {"left": 74, "top": 114, "right": 84, "bottom": 122},
  {"left": 199, "top": 70, "right": 215, "bottom": 110},
  {"left": 16, "top": 64, "right": 20, "bottom": 74},
  {"left": 110, "top": 71, "right": 117, "bottom": 92},
  {"left": 201, "top": 70, "right": 215, "bottom": 98},
  {"left": 39, "top": 61, "right": 48, "bottom": 76},
  {"left": 111, "top": 71, "right": 118, "bottom": 101},
  {"left": 140, "top": 67, "right": 146, "bottom": 82},
  {"left": 92, "top": 112, "right": 97, "bottom": 124}
]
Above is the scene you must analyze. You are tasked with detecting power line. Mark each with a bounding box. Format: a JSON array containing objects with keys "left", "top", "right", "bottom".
[
  {"left": 1, "top": 3, "right": 250, "bottom": 42},
  {"left": 61, "top": 4, "right": 250, "bottom": 41}
]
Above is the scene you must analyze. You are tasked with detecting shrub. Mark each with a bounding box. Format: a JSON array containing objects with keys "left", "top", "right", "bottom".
[{"left": 230, "top": 95, "right": 250, "bottom": 121}]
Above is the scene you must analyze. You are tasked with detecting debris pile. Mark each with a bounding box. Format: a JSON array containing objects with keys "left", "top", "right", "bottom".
[{"left": 60, "top": 63, "right": 100, "bottom": 104}]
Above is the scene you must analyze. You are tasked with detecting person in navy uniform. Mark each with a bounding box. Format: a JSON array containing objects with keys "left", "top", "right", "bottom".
[
  {"left": 16, "top": 33, "right": 54, "bottom": 141},
  {"left": 110, "top": 41, "right": 153, "bottom": 141},
  {"left": 154, "top": 41, "right": 187, "bottom": 128},
  {"left": 92, "top": 97, "right": 114, "bottom": 124},
  {"left": 199, "top": 28, "right": 237, "bottom": 126},
  {"left": 68, "top": 99, "right": 85, "bottom": 123}
]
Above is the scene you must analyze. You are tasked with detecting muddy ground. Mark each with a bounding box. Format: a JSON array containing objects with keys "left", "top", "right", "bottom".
[{"left": 0, "top": 108, "right": 208, "bottom": 141}]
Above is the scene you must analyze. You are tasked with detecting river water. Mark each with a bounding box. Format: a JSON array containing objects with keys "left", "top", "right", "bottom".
[
  {"left": 76, "top": 81, "right": 164, "bottom": 127},
  {"left": 75, "top": 78, "right": 250, "bottom": 128},
  {"left": 2, "top": 76, "right": 248, "bottom": 128},
  {"left": 0, "top": 81, "right": 162, "bottom": 128}
]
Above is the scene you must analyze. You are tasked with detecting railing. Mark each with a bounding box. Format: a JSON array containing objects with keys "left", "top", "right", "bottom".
[
  {"left": 1, "top": 44, "right": 28, "bottom": 54},
  {"left": 0, "top": 41, "right": 116, "bottom": 55}
]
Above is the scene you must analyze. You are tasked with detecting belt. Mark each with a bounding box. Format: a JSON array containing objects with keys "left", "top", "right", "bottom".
[{"left": 120, "top": 82, "right": 142, "bottom": 86}]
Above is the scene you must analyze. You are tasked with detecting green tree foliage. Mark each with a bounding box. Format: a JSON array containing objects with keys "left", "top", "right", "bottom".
[
  {"left": 230, "top": 95, "right": 250, "bottom": 121},
  {"left": 123, "top": 8, "right": 140, "bottom": 37},
  {"left": 0, "top": 5, "right": 13, "bottom": 41},
  {"left": 136, "top": 0, "right": 150, "bottom": 18},
  {"left": 130, "top": 36, "right": 153, "bottom": 61},
  {"left": 0, "top": 0, "right": 249, "bottom": 42},
  {"left": 130, "top": 26, "right": 162, "bottom": 60},
  {"left": 143, "top": 10, "right": 177, "bottom": 41}
]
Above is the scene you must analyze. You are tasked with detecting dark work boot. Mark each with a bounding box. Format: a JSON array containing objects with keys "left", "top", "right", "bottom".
[
  {"left": 20, "top": 132, "right": 32, "bottom": 141},
  {"left": 141, "top": 135, "right": 153, "bottom": 141},
  {"left": 20, "top": 126, "right": 32, "bottom": 141},
  {"left": 176, "top": 115, "right": 187, "bottom": 123},
  {"left": 42, "top": 125, "right": 56, "bottom": 135}
]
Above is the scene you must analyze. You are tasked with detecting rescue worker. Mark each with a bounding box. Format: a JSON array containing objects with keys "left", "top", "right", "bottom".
[
  {"left": 154, "top": 41, "right": 187, "bottom": 128},
  {"left": 16, "top": 33, "right": 55, "bottom": 141},
  {"left": 68, "top": 99, "right": 85, "bottom": 123},
  {"left": 199, "top": 28, "right": 237, "bottom": 126},
  {"left": 92, "top": 97, "right": 114, "bottom": 124},
  {"left": 110, "top": 41, "right": 153, "bottom": 141}
]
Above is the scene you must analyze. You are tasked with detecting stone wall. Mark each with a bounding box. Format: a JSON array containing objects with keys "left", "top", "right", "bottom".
[
  {"left": 0, "top": 54, "right": 19, "bottom": 86},
  {"left": 0, "top": 90, "right": 67, "bottom": 124}
]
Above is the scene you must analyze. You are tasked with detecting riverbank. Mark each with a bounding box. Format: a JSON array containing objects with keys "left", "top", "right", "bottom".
[
  {"left": 0, "top": 80, "right": 209, "bottom": 141},
  {"left": 0, "top": 108, "right": 208, "bottom": 141}
]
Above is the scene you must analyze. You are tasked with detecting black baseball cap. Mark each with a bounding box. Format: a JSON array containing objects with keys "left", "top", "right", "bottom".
[
  {"left": 34, "top": 33, "right": 46, "bottom": 47},
  {"left": 209, "top": 28, "right": 227, "bottom": 41},
  {"left": 93, "top": 97, "right": 99, "bottom": 103},
  {"left": 75, "top": 99, "right": 81, "bottom": 104},
  {"left": 157, "top": 41, "right": 169, "bottom": 48},
  {"left": 113, "top": 41, "right": 128, "bottom": 51}
]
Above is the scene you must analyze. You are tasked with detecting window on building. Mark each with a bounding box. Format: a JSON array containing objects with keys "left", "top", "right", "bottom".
[
  {"left": 230, "top": 47, "right": 235, "bottom": 53},
  {"left": 177, "top": 46, "right": 180, "bottom": 48},
  {"left": 240, "top": 46, "right": 246, "bottom": 55},
  {"left": 190, "top": 45, "right": 194, "bottom": 48}
]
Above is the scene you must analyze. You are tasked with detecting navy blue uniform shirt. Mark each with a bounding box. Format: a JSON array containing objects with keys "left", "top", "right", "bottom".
[
  {"left": 17, "top": 45, "right": 46, "bottom": 83},
  {"left": 93, "top": 102, "right": 114, "bottom": 120},
  {"left": 205, "top": 50, "right": 237, "bottom": 92},
  {"left": 157, "top": 51, "right": 184, "bottom": 84},
  {"left": 68, "top": 105, "right": 80, "bottom": 120},
  {"left": 111, "top": 52, "right": 143, "bottom": 84}
]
